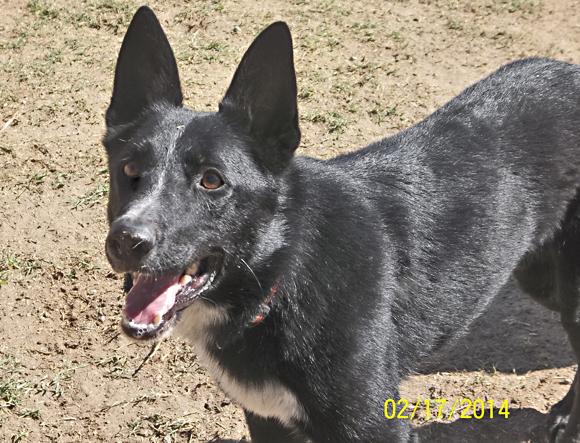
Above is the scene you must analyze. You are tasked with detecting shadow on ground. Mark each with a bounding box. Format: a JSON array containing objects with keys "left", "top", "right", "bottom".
[
  {"left": 410, "top": 279, "right": 576, "bottom": 442},
  {"left": 418, "top": 279, "right": 576, "bottom": 374},
  {"left": 417, "top": 407, "right": 547, "bottom": 443}
]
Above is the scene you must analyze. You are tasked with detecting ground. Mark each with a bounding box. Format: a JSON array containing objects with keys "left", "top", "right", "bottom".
[{"left": 1, "top": 0, "right": 579, "bottom": 442}]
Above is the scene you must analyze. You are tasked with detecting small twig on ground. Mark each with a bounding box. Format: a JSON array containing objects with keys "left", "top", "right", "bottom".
[
  {"left": 132, "top": 340, "right": 161, "bottom": 377},
  {"left": 104, "top": 331, "right": 120, "bottom": 345},
  {"left": 99, "top": 392, "right": 169, "bottom": 412},
  {"left": 0, "top": 116, "right": 17, "bottom": 133}
]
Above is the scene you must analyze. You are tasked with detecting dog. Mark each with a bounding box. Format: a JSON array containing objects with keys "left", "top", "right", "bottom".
[{"left": 102, "top": 6, "right": 580, "bottom": 443}]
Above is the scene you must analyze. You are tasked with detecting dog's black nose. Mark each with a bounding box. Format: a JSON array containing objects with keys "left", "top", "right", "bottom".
[{"left": 106, "top": 221, "right": 155, "bottom": 271}]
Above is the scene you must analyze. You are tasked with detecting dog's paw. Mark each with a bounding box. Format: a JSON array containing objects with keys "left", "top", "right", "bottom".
[
  {"left": 408, "top": 430, "right": 420, "bottom": 443},
  {"left": 548, "top": 411, "right": 569, "bottom": 443}
]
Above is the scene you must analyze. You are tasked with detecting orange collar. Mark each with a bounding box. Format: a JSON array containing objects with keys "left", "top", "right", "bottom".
[{"left": 249, "top": 281, "right": 280, "bottom": 326}]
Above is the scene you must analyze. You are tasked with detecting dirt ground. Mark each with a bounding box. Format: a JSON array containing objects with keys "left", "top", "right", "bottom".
[{"left": 1, "top": 0, "right": 580, "bottom": 441}]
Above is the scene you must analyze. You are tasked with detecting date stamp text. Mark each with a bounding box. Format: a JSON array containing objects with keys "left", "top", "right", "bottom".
[{"left": 384, "top": 398, "right": 510, "bottom": 421}]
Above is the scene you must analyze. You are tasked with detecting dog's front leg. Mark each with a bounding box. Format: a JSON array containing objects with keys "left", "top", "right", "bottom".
[
  {"left": 554, "top": 293, "right": 580, "bottom": 442},
  {"left": 244, "top": 411, "right": 308, "bottom": 443},
  {"left": 549, "top": 371, "right": 577, "bottom": 442}
]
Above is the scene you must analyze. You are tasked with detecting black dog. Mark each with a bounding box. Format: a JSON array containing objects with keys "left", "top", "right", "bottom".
[{"left": 103, "top": 6, "right": 580, "bottom": 443}]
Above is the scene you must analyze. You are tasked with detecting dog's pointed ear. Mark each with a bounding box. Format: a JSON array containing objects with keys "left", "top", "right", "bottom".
[
  {"left": 220, "top": 22, "right": 300, "bottom": 171},
  {"left": 106, "top": 6, "right": 182, "bottom": 127}
]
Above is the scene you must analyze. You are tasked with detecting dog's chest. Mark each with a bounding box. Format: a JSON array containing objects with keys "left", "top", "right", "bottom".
[
  {"left": 175, "top": 304, "right": 305, "bottom": 426},
  {"left": 196, "top": 343, "right": 305, "bottom": 426}
]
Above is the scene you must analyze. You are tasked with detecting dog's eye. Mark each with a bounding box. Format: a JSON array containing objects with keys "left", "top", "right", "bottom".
[
  {"left": 200, "top": 170, "right": 224, "bottom": 190},
  {"left": 123, "top": 162, "right": 139, "bottom": 178}
]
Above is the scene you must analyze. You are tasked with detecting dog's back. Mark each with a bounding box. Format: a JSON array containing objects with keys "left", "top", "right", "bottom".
[{"left": 323, "top": 57, "right": 580, "bottom": 369}]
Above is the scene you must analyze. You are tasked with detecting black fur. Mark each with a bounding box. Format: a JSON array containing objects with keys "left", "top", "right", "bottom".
[{"left": 103, "top": 6, "right": 580, "bottom": 442}]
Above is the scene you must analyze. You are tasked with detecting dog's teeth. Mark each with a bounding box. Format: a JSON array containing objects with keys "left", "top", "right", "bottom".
[
  {"left": 185, "top": 263, "right": 198, "bottom": 276},
  {"left": 180, "top": 274, "right": 193, "bottom": 285},
  {"left": 132, "top": 272, "right": 138, "bottom": 281},
  {"left": 152, "top": 314, "right": 162, "bottom": 326}
]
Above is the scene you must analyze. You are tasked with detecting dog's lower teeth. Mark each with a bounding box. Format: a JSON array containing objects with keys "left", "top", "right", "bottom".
[
  {"left": 180, "top": 274, "right": 193, "bottom": 285},
  {"left": 152, "top": 314, "right": 162, "bottom": 326}
]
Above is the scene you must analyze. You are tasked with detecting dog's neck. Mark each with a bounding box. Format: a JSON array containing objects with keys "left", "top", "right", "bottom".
[{"left": 248, "top": 278, "right": 281, "bottom": 326}]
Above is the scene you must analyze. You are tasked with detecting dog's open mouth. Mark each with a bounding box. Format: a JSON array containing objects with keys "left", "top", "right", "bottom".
[{"left": 121, "top": 254, "right": 223, "bottom": 340}]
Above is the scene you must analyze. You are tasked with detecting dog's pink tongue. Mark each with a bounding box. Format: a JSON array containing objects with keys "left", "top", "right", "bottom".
[{"left": 124, "top": 274, "right": 181, "bottom": 325}]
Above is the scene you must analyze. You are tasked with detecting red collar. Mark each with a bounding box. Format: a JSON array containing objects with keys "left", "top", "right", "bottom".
[{"left": 249, "top": 280, "right": 280, "bottom": 326}]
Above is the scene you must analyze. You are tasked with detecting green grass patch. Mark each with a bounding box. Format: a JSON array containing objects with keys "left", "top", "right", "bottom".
[
  {"left": 27, "top": 0, "right": 59, "bottom": 19},
  {"left": 70, "top": 0, "right": 134, "bottom": 33},
  {"left": 303, "top": 111, "right": 348, "bottom": 134},
  {"left": 72, "top": 183, "right": 108, "bottom": 209}
]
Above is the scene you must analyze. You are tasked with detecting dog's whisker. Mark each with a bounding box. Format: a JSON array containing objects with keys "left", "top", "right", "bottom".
[
  {"left": 199, "top": 296, "right": 218, "bottom": 307},
  {"left": 239, "top": 257, "right": 263, "bottom": 293},
  {"left": 131, "top": 239, "right": 145, "bottom": 250}
]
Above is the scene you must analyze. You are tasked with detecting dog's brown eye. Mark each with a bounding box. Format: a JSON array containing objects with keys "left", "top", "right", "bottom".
[
  {"left": 200, "top": 170, "right": 224, "bottom": 190},
  {"left": 123, "top": 162, "right": 139, "bottom": 178}
]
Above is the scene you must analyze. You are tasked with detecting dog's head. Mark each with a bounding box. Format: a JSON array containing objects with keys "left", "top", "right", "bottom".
[{"left": 102, "top": 7, "right": 300, "bottom": 340}]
